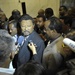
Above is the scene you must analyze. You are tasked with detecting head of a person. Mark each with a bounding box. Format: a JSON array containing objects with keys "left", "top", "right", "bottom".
[
  {"left": 0, "top": 13, "right": 8, "bottom": 30},
  {"left": 19, "top": 14, "right": 34, "bottom": 36},
  {"left": 60, "top": 14, "right": 72, "bottom": 34},
  {"left": 0, "top": 12, "right": 7, "bottom": 22},
  {"left": 8, "top": 20, "right": 18, "bottom": 36},
  {"left": 45, "top": 8, "right": 54, "bottom": 19},
  {"left": 14, "top": 61, "right": 46, "bottom": 75},
  {"left": 67, "top": 7, "right": 75, "bottom": 17},
  {"left": 0, "top": 29, "right": 15, "bottom": 68},
  {"left": 44, "top": 17, "right": 62, "bottom": 39},
  {"left": 59, "top": 6, "right": 67, "bottom": 17},
  {"left": 36, "top": 15, "right": 46, "bottom": 28},
  {"left": 38, "top": 9, "right": 45, "bottom": 16},
  {"left": 11, "top": 9, "right": 21, "bottom": 21}
]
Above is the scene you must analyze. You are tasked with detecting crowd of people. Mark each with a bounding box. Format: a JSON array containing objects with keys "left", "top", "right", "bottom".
[{"left": 0, "top": 6, "right": 75, "bottom": 75}]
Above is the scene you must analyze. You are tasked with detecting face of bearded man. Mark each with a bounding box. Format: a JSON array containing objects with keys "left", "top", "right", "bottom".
[{"left": 20, "top": 20, "right": 34, "bottom": 36}]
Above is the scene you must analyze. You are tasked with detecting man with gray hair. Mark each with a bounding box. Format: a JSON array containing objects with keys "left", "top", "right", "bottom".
[{"left": 0, "top": 29, "right": 15, "bottom": 68}]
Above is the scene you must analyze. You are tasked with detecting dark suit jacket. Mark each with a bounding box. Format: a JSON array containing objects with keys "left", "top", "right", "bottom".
[{"left": 17, "top": 31, "right": 45, "bottom": 67}]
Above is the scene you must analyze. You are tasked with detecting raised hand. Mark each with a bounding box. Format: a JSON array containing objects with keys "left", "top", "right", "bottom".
[{"left": 28, "top": 42, "right": 37, "bottom": 55}]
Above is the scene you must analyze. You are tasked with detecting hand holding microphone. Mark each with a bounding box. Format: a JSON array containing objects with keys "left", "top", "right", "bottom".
[{"left": 28, "top": 41, "right": 37, "bottom": 55}]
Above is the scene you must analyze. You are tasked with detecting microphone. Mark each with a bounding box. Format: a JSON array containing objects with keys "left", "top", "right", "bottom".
[
  {"left": 28, "top": 40, "right": 37, "bottom": 47},
  {"left": 63, "top": 38, "right": 75, "bottom": 52},
  {"left": 28, "top": 40, "right": 33, "bottom": 45}
]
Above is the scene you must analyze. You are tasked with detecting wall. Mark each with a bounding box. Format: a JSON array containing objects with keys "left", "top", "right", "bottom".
[
  {"left": 60, "top": 0, "right": 75, "bottom": 8},
  {"left": 0, "top": 0, "right": 60, "bottom": 18}
]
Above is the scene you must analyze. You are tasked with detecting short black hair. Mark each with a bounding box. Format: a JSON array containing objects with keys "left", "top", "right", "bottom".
[
  {"left": 12, "top": 9, "right": 20, "bottom": 15},
  {"left": 60, "top": 6, "right": 68, "bottom": 11},
  {"left": 9, "top": 20, "right": 17, "bottom": 28},
  {"left": 19, "top": 14, "right": 34, "bottom": 25},
  {"left": 14, "top": 60, "right": 46, "bottom": 75},
  {"left": 45, "top": 8, "right": 54, "bottom": 19},
  {"left": 49, "top": 17, "right": 63, "bottom": 33},
  {"left": 9, "top": 9, "right": 21, "bottom": 21},
  {"left": 37, "top": 15, "right": 46, "bottom": 21}
]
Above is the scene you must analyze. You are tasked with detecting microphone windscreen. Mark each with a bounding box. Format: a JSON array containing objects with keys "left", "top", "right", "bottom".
[{"left": 63, "top": 38, "right": 75, "bottom": 52}]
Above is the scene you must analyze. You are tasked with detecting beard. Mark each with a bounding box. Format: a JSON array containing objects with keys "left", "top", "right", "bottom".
[{"left": 22, "top": 30, "right": 30, "bottom": 36}]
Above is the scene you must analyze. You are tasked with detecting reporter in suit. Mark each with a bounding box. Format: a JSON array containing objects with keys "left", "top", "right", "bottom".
[{"left": 42, "top": 17, "right": 73, "bottom": 72}]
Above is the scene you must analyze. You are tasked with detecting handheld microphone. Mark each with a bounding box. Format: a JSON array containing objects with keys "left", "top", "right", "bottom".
[
  {"left": 28, "top": 40, "right": 37, "bottom": 47},
  {"left": 63, "top": 38, "right": 75, "bottom": 52},
  {"left": 28, "top": 40, "right": 33, "bottom": 45}
]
